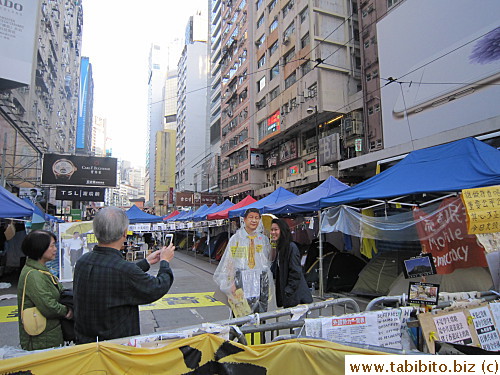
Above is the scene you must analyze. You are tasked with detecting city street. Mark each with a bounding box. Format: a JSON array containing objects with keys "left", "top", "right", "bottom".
[{"left": 0, "top": 250, "right": 230, "bottom": 349}]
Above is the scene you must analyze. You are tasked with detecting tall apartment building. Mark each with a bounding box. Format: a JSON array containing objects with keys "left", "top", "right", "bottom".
[
  {"left": 91, "top": 115, "right": 107, "bottom": 157},
  {"left": 0, "top": 0, "right": 83, "bottom": 189},
  {"left": 175, "top": 12, "right": 209, "bottom": 192},
  {"left": 75, "top": 56, "right": 93, "bottom": 155},
  {"left": 154, "top": 70, "right": 178, "bottom": 209},
  {"left": 145, "top": 44, "right": 169, "bottom": 204},
  {"left": 339, "top": 0, "right": 500, "bottom": 178},
  {"left": 219, "top": 0, "right": 362, "bottom": 199}
]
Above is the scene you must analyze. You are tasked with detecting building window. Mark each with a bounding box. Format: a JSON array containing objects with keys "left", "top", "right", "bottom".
[
  {"left": 257, "top": 55, "right": 266, "bottom": 68},
  {"left": 284, "top": 48, "right": 295, "bottom": 64},
  {"left": 256, "top": 0, "right": 263, "bottom": 10},
  {"left": 269, "top": 40, "right": 278, "bottom": 56},
  {"left": 283, "top": 22, "right": 295, "bottom": 39},
  {"left": 387, "top": 0, "right": 401, "bottom": 8},
  {"left": 257, "top": 14, "right": 264, "bottom": 28},
  {"left": 285, "top": 71, "right": 296, "bottom": 89},
  {"left": 368, "top": 106, "right": 374, "bottom": 115},
  {"left": 374, "top": 103, "right": 380, "bottom": 112},
  {"left": 371, "top": 36, "right": 377, "bottom": 45},
  {"left": 366, "top": 73, "right": 371, "bottom": 82},
  {"left": 282, "top": 0, "right": 294, "bottom": 17},
  {"left": 300, "top": 33, "right": 310, "bottom": 49},
  {"left": 257, "top": 76, "right": 266, "bottom": 92},
  {"left": 372, "top": 69, "right": 379, "bottom": 78},
  {"left": 270, "top": 62, "right": 279, "bottom": 80},
  {"left": 299, "top": 7, "right": 308, "bottom": 23},
  {"left": 256, "top": 34, "right": 266, "bottom": 46},
  {"left": 364, "top": 40, "right": 370, "bottom": 49},
  {"left": 256, "top": 97, "right": 267, "bottom": 110},
  {"left": 301, "top": 61, "right": 311, "bottom": 76},
  {"left": 268, "top": 0, "right": 277, "bottom": 12},
  {"left": 269, "top": 86, "right": 280, "bottom": 101},
  {"left": 269, "top": 17, "right": 278, "bottom": 33}
]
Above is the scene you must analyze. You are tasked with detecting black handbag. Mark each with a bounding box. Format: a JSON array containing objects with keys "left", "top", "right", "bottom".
[{"left": 60, "top": 288, "right": 75, "bottom": 342}]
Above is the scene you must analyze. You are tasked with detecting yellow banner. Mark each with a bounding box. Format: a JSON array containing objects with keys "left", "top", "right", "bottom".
[
  {"left": 462, "top": 185, "right": 500, "bottom": 234},
  {"left": 139, "top": 292, "right": 225, "bottom": 310},
  {"left": 0, "top": 305, "right": 19, "bottom": 323},
  {"left": 0, "top": 333, "right": 387, "bottom": 375}
]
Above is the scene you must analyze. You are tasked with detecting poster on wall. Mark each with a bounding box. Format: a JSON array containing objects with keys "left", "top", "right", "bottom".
[
  {"left": 58, "top": 222, "right": 97, "bottom": 282},
  {"left": 279, "top": 138, "right": 297, "bottom": 163}
]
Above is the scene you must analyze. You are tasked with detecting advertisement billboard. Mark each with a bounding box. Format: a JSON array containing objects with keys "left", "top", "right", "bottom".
[
  {"left": 42, "top": 154, "right": 117, "bottom": 187},
  {"left": 76, "top": 57, "right": 89, "bottom": 150},
  {"left": 378, "top": 0, "right": 500, "bottom": 148},
  {"left": 0, "top": 0, "right": 39, "bottom": 89}
]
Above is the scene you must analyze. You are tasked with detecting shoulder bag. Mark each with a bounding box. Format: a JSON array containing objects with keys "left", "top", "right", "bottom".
[{"left": 21, "top": 269, "right": 47, "bottom": 336}]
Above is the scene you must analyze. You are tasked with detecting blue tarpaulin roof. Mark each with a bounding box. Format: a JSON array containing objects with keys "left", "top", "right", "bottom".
[
  {"left": 0, "top": 186, "right": 34, "bottom": 218},
  {"left": 229, "top": 187, "right": 297, "bottom": 218},
  {"left": 320, "top": 137, "right": 500, "bottom": 207},
  {"left": 22, "top": 198, "right": 65, "bottom": 223},
  {"left": 126, "top": 205, "right": 164, "bottom": 223},
  {"left": 262, "top": 176, "right": 349, "bottom": 214},
  {"left": 194, "top": 200, "right": 234, "bottom": 221},
  {"left": 172, "top": 209, "right": 193, "bottom": 221},
  {"left": 178, "top": 204, "right": 208, "bottom": 221},
  {"left": 193, "top": 203, "right": 218, "bottom": 221}
]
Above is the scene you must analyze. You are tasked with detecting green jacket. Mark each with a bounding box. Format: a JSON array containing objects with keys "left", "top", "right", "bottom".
[{"left": 17, "top": 258, "right": 68, "bottom": 351}]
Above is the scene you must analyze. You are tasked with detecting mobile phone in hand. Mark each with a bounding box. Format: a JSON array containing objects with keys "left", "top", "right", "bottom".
[{"left": 164, "top": 233, "right": 174, "bottom": 246}]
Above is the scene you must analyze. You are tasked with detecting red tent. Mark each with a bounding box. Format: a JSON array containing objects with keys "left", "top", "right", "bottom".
[
  {"left": 163, "top": 210, "right": 180, "bottom": 221},
  {"left": 207, "top": 195, "right": 257, "bottom": 220}
]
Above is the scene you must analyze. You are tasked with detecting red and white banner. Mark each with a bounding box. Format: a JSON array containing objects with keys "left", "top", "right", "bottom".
[{"left": 413, "top": 197, "right": 487, "bottom": 274}]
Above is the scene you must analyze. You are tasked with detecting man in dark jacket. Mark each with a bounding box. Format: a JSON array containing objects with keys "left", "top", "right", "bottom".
[{"left": 73, "top": 206, "right": 174, "bottom": 344}]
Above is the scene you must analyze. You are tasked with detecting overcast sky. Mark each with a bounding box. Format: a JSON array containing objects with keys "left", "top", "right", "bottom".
[{"left": 81, "top": 0, "right": 206, "bottom": 167}]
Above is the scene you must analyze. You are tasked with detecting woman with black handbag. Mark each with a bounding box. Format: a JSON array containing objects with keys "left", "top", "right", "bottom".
[{"left": 17, "top": 230, "right": 73, "bottom": 350}]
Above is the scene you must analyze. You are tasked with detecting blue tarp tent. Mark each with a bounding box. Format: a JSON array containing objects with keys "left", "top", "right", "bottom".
[
  {"left": 180, "top": 204, "right": 209, "bottom": 221},
  {"left": 193, "top": 203, "right": 218, "bottom": 221},
  {"left": 229, "top": 187, "right": 297, "bottom": 218},
  {"left": 194, "top": 200, "right": 234, "bottom": 221},
  {"left": 262, "top": 176, "right": 349, "bottom": 214},
  {"left": 126, "top": 205, "right": 163, "bottom": 223},
  {"left": 172, "top": 209, "right": 193, "bottom": 222},
  {"left": 22, "top": 198, "right": 65, "bottom": 223},
  {"left": 320, "top": 137, "right": 500, "bottom": 207},
  {"left": 0, "top": 186, "right": 34, "bottom": 218}
]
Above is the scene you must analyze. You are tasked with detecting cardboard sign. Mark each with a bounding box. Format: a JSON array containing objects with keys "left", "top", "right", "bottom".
[{"left": 462, "top": 185, "right": 500, "bottom": 234}]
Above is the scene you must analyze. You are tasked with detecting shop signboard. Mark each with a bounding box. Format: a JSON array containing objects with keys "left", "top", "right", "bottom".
[{"left": 56, "top": 186, "right": 105, "bottom": 202}]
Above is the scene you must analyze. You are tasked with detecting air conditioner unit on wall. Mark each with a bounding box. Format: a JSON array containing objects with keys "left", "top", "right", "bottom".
[
  {"left": 352, "top": 121, "right": 364, "bottom": 135},
  {"left": 352, "top": 112, "right": 363, "bottom": 122}
]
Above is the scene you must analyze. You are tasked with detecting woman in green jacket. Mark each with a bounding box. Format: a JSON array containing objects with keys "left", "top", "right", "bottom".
[{"left": 17, "top": 230, "right": 72, "bottom": 350}]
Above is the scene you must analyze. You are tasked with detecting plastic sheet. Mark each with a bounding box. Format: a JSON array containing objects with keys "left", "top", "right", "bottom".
[{"left": 213, "top": 219, "right": 273, "bottom": 316}]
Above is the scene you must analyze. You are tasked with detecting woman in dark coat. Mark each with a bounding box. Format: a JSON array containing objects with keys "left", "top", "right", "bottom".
[
  {"left": 17, "top": 230, "right": 72, "bottom": 350},
  {"left": 270, "top": 218, "right": 313, "bottom": 308}
]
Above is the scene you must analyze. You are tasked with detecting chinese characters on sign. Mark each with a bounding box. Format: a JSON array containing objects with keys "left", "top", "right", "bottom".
[
  {"left": 56, "top": 186, "right": 105, "bottom": 202},
  {"left": 433, "top": 312, "right": 473, "bottom": 346},
  {"left": 461, "top": 185, "right": 500, "bottom": 234}
]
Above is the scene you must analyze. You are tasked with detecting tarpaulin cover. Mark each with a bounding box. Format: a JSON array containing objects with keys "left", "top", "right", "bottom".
[
  {"left": 172, "top": 209, "right": 193, "bottom": 222},
  {"left": 320, "top": 137, "right": 500, "bottom": 207},
  {"left": 179, "top": 204, "right": 208, "bottom": 221},
  {"left": 125, "top": 205, "right": 164, "bottom": 223},
  {"left": 0, "top": 185, "right": 34, "bottom": 218},
  {"left": 262, "top": 176, "right": 349, "bottom": 214},
  {"left": 229, "top": 187, "right": 297, "bottom": 218},
  {"left": 193, "top": 203, "right": 217, "bottom": 221},
  {"left": 195, "top": 200, "right": 234, "bottom": 221},
  {"left": 163, "top": 210, "right": 180, "bottom": 221},
  {"left": 22, "top": 198, "right": 65, "bottom": 223},
  {"left": 0, "top": 333, "right": 386, "bottom": 375},
  {"left": 207, "top": 195, "right": 256, "bottom": 220}
]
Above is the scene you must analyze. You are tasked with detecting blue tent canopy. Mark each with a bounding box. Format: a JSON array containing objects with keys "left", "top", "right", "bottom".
[
  {"left": 126, "top": 205, "right": 164, "bottom": 223},
  {"left": 320, "top": 137, "right": 500, "bottom": 207},
  {"left": 0, "top": 186, "right": 34, "bottom": 218},
  {"left": 194, "top": 200, "right": 234, "bottom": 221},
  {"left": 22, "top": 198, "right": 65, "bottom": 223},
  {"left": 173, "top": 209, "right": 193, "bottom": 222},
  {"left": 180, "top": 204, "right": 209, "bottom": 221},
  {"left": 229, "top": 187, "right": 297, "bottom": 218},
  {"left": 193, "top": 203, "right": 218, "bottom": 221},
  {"left": 262, "top": 176, "right": 349, "bottom": 214}
]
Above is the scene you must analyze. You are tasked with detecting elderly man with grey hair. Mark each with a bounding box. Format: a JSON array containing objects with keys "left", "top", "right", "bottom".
[{"left": 73, "top": 206, "right": 175, "bottom": 344}]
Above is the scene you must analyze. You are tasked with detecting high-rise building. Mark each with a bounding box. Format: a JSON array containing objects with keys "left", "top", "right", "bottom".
[
  {"left": 340, "top": 0, "right": 500, "bottom": 178},
  {"left": 75, "top": 56, "right": 94, "bottom": 155},
  {"left": 0, "top": 1, "right": 83, "bottom": 189},
  {"left": 175, "top": 11, "right": 209, "bottom": 193},
  {"left": 91, "top": 115, "right": 107, "bottom": 157},
  {"left": 145, "top": 43, "right": 169, "bottom": 204},
  {"left": 218, "top": 0, "right": 362, "bottom": 199}
]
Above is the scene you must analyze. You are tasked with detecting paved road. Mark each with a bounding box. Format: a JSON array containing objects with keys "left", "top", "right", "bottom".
[{"left": 0, "top": 250, "right": 229, "bottom": 348}]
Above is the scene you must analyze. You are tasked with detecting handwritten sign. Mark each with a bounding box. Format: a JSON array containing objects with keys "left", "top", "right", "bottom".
[
  {"left": 469, "top": 306, "right": 500, "bottom": 351},
  {"left": 413, "top": 197, "right": 487, "bottom": 274},
  {"left": 433, "top": 312, "right": 473, "bottom": 346},
  {"left": 462, "top": 185, "right": 500, "bottom": 234}
]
